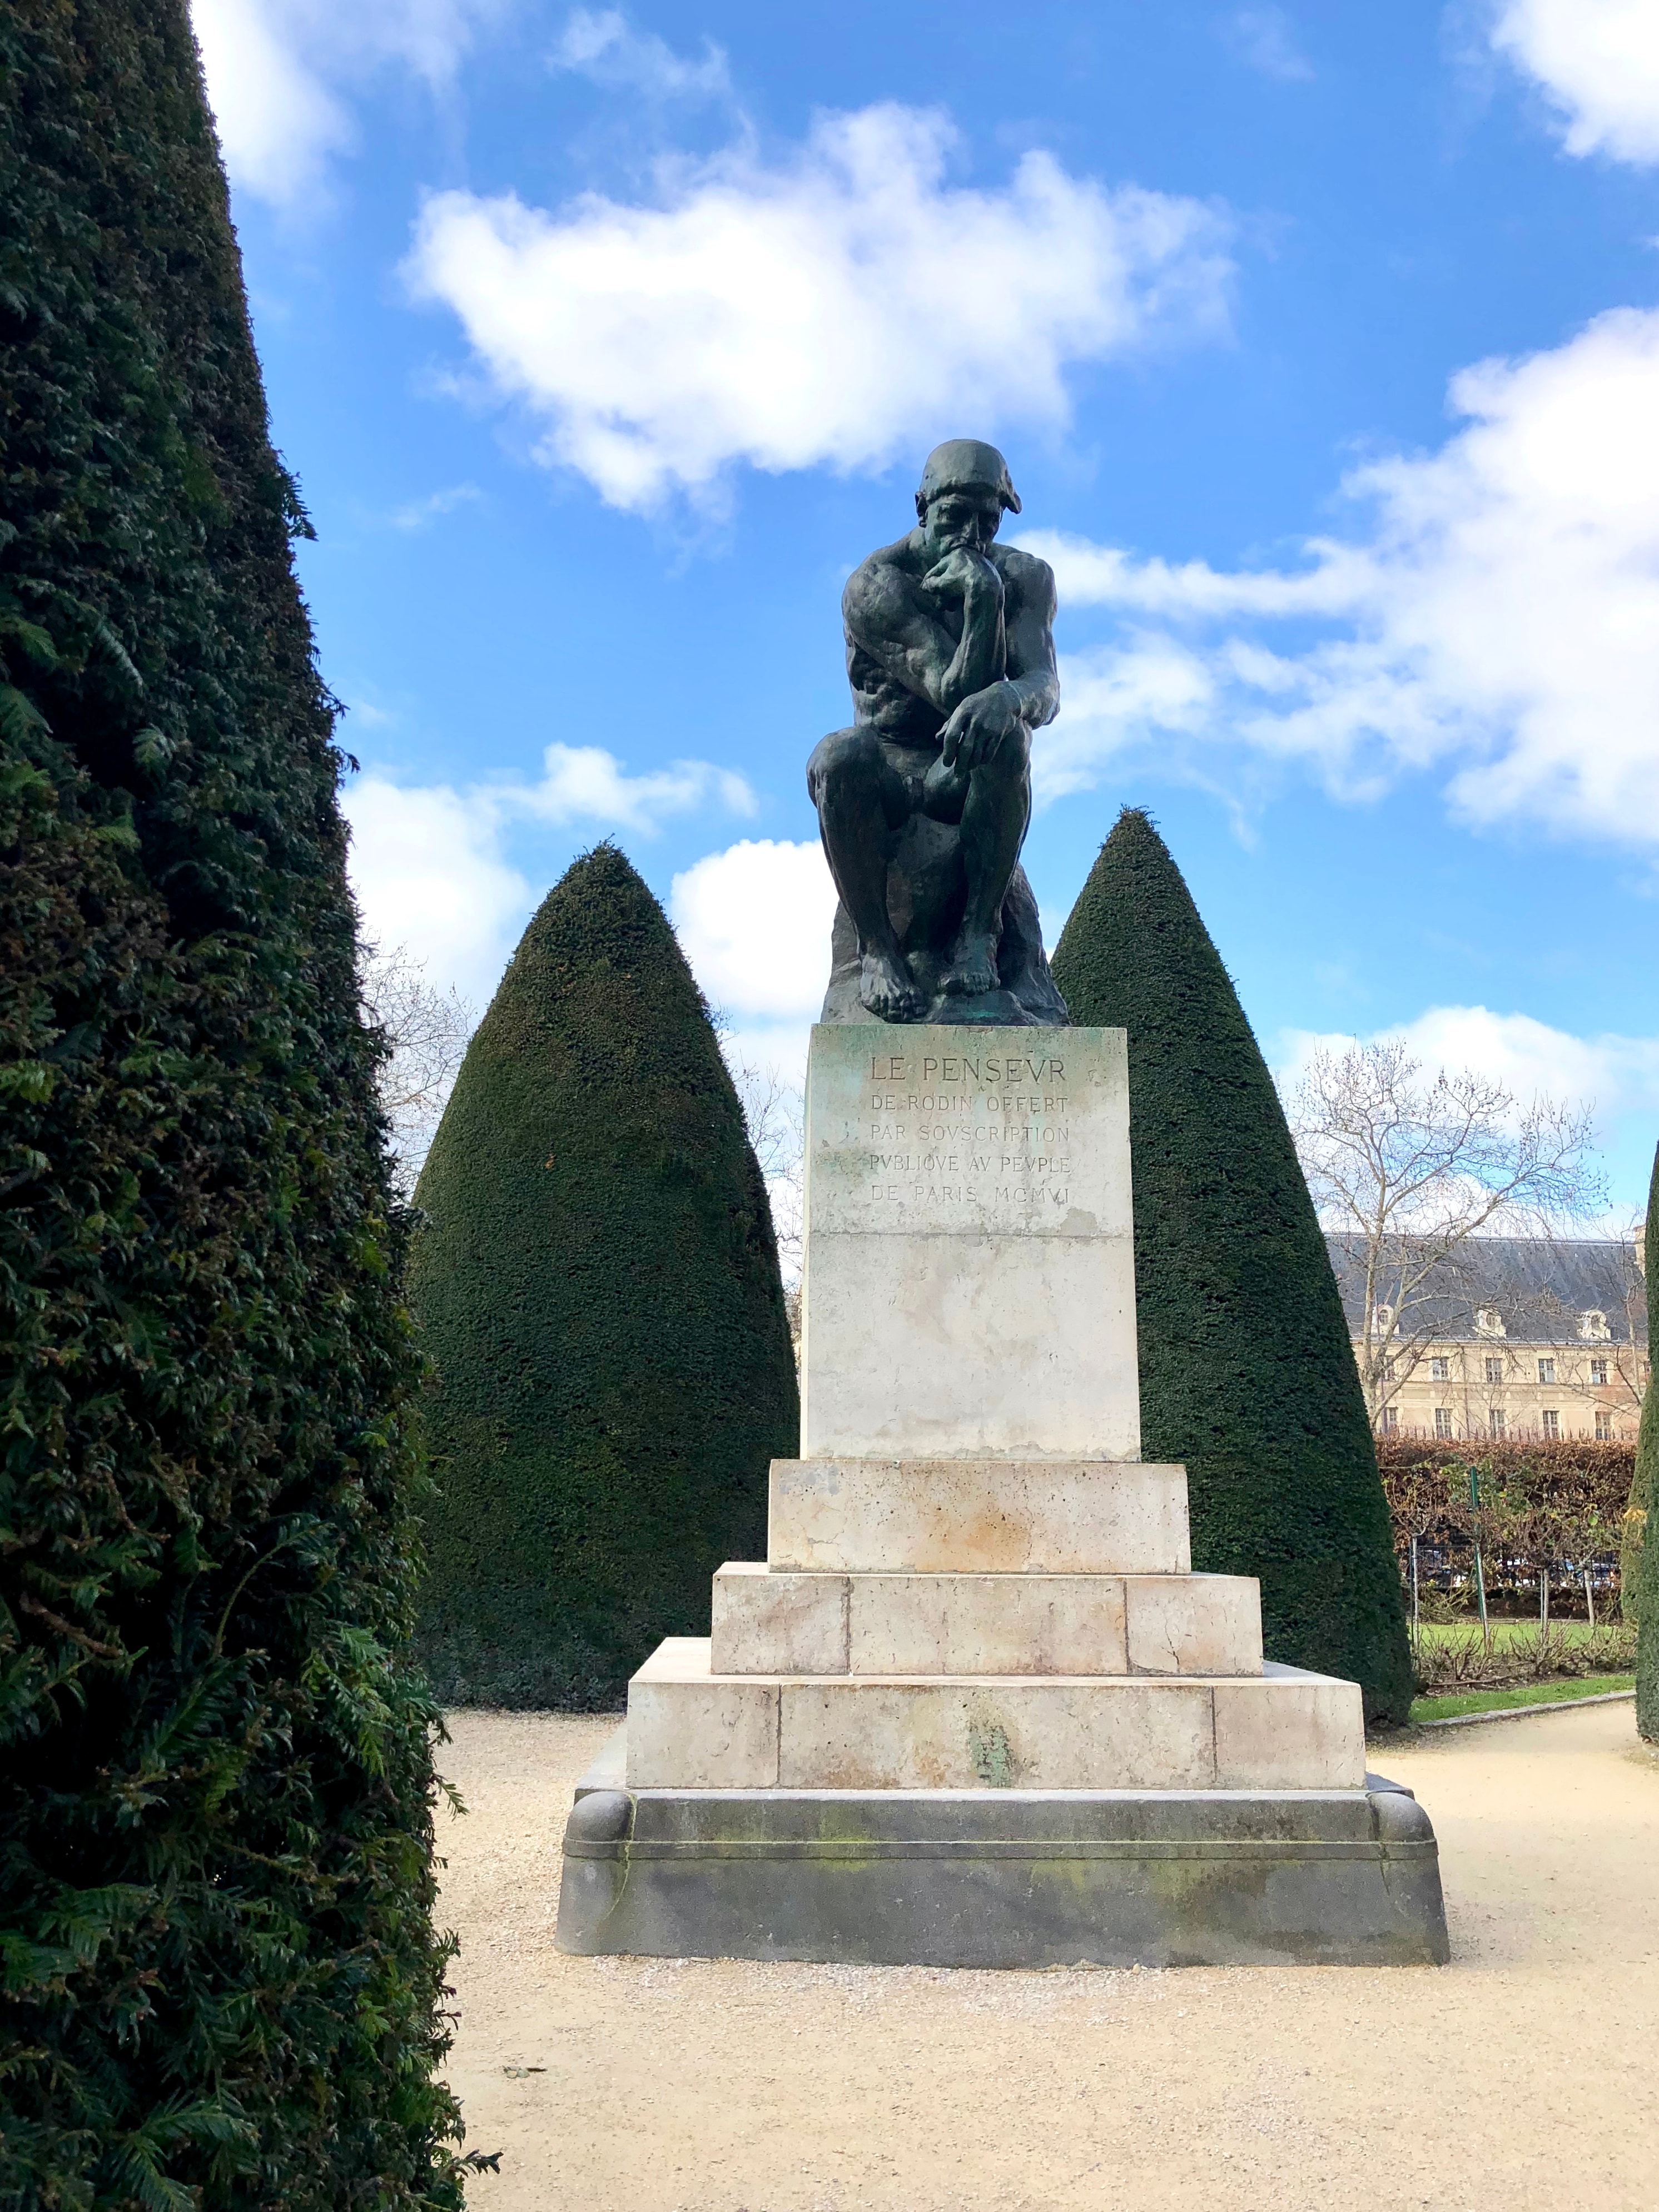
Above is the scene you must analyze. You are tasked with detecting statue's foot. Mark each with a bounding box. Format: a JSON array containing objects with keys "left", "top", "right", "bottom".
[
  {"left": 858, "top": 946, "right": 926, "bottom": 1022},
  {"left": 939, "top": 929, "right": 1000, "bottom": 997}
]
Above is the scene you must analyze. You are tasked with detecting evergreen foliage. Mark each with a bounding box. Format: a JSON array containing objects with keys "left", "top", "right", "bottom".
[
  {"left": 1051, "top": 809, "right": 1414, "bottom": 1723},
  {"left": 1622, "top": 1141, "right": 1658, "bottom": 1632},
  {"left": 1, "top": 6, "right": 473, "bottom": 2203},
  {"left": 410, "top": 844, "right": 799, "bottom": 1709},
  {"left": 1633, "top": 1146, "right": 1659, "bottom": 1732}
]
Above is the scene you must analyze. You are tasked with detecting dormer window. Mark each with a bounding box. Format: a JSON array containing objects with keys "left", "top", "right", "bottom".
[
  {"left": 1579, "top": 1310, "right": 1611, "bottom": 1341},
  {"left": 1476, "top": 1307, "right": 1506, "bottom": 1339},
  {"left": 1372, "top": 1303, "right": 1395, "bottom": 1337}
]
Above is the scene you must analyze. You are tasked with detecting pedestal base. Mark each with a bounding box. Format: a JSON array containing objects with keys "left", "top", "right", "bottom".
[
  {"left": 555, "top": 1731, "right": 1449, "bottom": 1969},
  {"left": 625, "top": 1638, "right": 1364, "bottom": 1792}
]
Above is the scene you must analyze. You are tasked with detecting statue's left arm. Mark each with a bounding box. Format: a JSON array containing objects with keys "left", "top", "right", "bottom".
[
  {"left": 1001, "top": 551, "right": 1059, "bottom": 730},
  {"left": 939, "top": 550, "right": 1059, "bottom": 768}
]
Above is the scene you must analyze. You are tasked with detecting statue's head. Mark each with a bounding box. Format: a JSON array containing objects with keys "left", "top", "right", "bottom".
[{"left": 914, "top": 440, "right": 1022, "bottom": 543}]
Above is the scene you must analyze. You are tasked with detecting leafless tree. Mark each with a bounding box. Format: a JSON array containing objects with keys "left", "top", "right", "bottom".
[
  {"left": 360, "top": 943, "right": 475, "bottom": 1196},
  {"left": 729, "top": 1055, "right": 804, "bottom": 1336},
  {"left": 1288, "top": 1040, "right": 1607, "bottom": 1430}
]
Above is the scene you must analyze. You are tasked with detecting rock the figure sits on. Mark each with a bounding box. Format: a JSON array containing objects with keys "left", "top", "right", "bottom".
[{"left": 808, "top": 439, "right": 1069, "bottom": 1027}]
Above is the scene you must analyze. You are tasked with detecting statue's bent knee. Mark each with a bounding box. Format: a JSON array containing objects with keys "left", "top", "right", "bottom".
[
  {"left": 990, "top": 720, "right": 1032, "bottom": 779},
  {"left": 807, "top": 725, "right": 882, "bottom": 805}
]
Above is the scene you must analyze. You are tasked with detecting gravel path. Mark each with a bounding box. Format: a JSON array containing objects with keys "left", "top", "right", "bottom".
[{"left": 436, "top": 1701, "right": 1659, "bottom": 2211}]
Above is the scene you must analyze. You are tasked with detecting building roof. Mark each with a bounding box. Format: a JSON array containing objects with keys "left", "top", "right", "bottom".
[{"left": 1323, "top": 1234, "right": 1646, "bottom": 1347}]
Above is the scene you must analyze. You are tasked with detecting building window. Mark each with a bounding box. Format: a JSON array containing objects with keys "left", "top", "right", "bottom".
[
  {"left": 1476, "top": 1306, "right": 1506, "bottom": 1338},
  {"left": 1596, "top": 1411, "right": 1613, "bottom": 1440},
  {"left": 1372, "top": 1303, "right": 1395, "bottom": 1337},
  {"left": 1538, "top": 1357, "right": 1556, "bottom": 1385},
  {"left": 1434, "top": 1408, "right": 1453, "bottom": 1439},
  {"left": 1591, "top": 1358, "right": 1608, "bottom": 1386},
  {"left": 1485, "top": 1356, "right": 1504, "bottom": 1384},
  {"left": 1430, "top": 1356, "right": 1450, "bottom": 1381},
  {"left": 1380, "top": 1405, "right": 1399, "bottom": 1434},
  {"left": 1382, "top": 1356, "right": 1397, "bottom": 1382},
  {"left": 1579, "top": 1309, "right": 1611, "bottom": 1341},
  {"left": 1542, "top": 1409, "right": 1559, "bottom": 1440},
  {"left": 1489, "top": 1408, "right": 1506, "bottom": 1440}
]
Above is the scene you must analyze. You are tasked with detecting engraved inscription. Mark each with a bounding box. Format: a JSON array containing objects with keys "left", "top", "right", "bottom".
[{"left": 855, "top": 1050, "right": 1072, "bottom": 1210}]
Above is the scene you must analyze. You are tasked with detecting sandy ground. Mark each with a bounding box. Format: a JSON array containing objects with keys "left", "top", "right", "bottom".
[{"left": 436, "top": 1703, "right": 1659, "bottom": 2212}]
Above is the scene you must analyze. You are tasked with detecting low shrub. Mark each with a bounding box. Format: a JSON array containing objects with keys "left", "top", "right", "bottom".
[{"left": 1413, "top": 1622, "right": 1637, "bottom": 1692}]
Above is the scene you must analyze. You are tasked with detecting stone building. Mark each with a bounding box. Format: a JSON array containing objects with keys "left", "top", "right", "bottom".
[{"left": 1324, "top": 1234, "right": 1647, "bottom": 1443}]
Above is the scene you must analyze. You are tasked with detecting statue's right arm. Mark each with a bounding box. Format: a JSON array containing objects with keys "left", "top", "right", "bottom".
[{"left": 842, "top": 554, "right": 962, "bottom": 716}]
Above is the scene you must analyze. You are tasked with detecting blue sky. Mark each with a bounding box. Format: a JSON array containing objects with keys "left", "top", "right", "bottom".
[{"left": 196, "top": 0, "right": 1659, "bottom": 1210}]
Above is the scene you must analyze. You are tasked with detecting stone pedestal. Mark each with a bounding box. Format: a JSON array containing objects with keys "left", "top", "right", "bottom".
[
  {"left": 555, "top": 1026, "right": 1447, "bottom": 1967},
  {"left": 801, "top": 1026, "right": 1139, "bottom": 1459}
]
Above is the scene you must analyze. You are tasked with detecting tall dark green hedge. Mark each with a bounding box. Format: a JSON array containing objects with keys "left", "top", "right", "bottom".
[
  {"left": 410, "top": 844, "right": 799, "bottom": 1709},
  {"left": 1, "top": 7, "right": 474, "bottom": 2205},
  {"left": 1634, "top": 1145, "right": 1659, "bottom": 1732},
  {"left": 1052, "top": 810, "right": 1413, "bottom": 1723}
]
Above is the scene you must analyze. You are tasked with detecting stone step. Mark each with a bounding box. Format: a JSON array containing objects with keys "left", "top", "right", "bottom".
[
  {"left": 711, "top": 1563, "right": 1262, "bottom": 1679},
  {"left": 557, "top": 1738, "right": 1450, "bottom": 1969},
  {"left": 625, "top": 1638, "right": 1364, "bottom": 1793},
  {"left": 769, "top": 1457, "right": 1190, "bottom": 1575}
]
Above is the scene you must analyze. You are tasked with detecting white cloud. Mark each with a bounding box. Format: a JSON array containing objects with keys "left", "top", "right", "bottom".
[
  {"left": 1024, "top": 532, "right": 1362, "bottom": 620},
  {"left": 345, "top": 774, "right": 531, "bottom": 1005},
  {"left": 500, "top": 743, "right": 757, "bottom": 833},
  {"left": 190, "top": 0, "right": 505, "bottom": 206},
  {"left": 669, "top": 838, "right": 837, "bottom": 1020},
  {"left": 1492, "top": 0, "right": 1659, "bottom": 166},
  {"left": 1276, "top": 1007, "right": 1659, "bottom": 1129},
  {"left": 669, "top": 839, "right": 836, "bottom": 1204},
  {"left": 1037, "top": 638, "right": 1218, "bottom": 803},
  {"left": 342, "top": 742, "right": 754, "bottom": 1004},
  {"left": 389, "top": 482, "right": 483, "bottom": 530},
  {"left": 1275, "top": 1005, "right": 1659, "bottom": 1220},
  {"left": 1020, "top": 306, "right": 1659, "bottom": 846},
  {"left": 551, "top": 8, "right": 731, "bottom": 100},
  {"left": 192, "top": 0, "right": 349, "bottom": 202},
  {"left": 404, "top": 102, "right": 1233, "bottom": 510},
  {"left": 1224, "top": 8, "right": 1314, "bottom": 83}
]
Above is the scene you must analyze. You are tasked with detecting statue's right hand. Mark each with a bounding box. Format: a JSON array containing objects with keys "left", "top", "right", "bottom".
[{"left": 922, "top": 545, "right": 1000, "bottom": 599}]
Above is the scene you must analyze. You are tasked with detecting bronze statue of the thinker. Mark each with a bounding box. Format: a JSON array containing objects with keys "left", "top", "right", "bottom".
[{"left": 809, "top": 438, "right": 1068, "bottom": 1027}]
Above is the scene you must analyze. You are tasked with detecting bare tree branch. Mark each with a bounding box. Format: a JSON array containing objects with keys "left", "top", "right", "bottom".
[
  {"left": 1287, "top": 1040, "right": 1608, "bottom": 1426},
  {"left": 728, "top": 1055, "right": 804, "bottom": 1336},
  {"left": 360, "top": 942, "right": 475, "bottom": 1197}
]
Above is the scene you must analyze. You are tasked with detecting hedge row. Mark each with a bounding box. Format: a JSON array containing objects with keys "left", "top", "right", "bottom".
[
  {"left": 1377, "top": 1439, "right": 1635, "bottom": 1606},
  {"left": 1377, "top": 1435, "right": 1636, "bottom": 1517}
]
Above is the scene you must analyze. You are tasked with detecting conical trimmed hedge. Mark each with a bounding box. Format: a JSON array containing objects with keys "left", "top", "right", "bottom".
[
  {"left": 2, "top": 6, "right": 468, "bottom": 2204},
  {"left": 1051, "top": 809, "right": 1413, "bottom": 1723},
  {"left": 410, "top": 844, "right": 798, "bottom": 1708}
]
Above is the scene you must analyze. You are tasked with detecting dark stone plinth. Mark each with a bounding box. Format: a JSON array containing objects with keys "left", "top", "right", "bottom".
[{"left": 554, "top": 1735, "right": 1449, "bottom": 1970}]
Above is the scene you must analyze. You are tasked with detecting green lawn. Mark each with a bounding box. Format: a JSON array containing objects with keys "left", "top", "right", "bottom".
[
  {"left": 1408, "top": 1673, "right": 1635, "bottom": 1724},
  {"left": 1412, "top": 1618, "right": 1618, "bottom": 1651}
]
